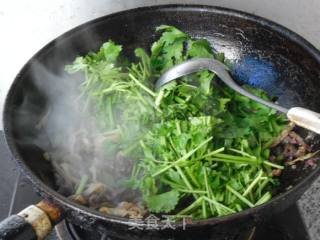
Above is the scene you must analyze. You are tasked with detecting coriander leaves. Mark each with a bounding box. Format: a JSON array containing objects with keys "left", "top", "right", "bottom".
[{"left": 66, "top": 25, "right": 288, "bottom": 219}]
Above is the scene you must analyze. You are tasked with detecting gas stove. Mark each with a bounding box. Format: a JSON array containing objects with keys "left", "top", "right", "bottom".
[{"left": 0, "top": 131, "right": 311, "bottom": 240}]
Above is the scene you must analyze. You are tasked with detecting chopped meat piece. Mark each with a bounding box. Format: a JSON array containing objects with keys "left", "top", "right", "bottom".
[
  {"left": 287, "top": 151, "right": 320, "bottom": 166},
  {"left": 283, "top": 144, "right": 297, "bottom": 160},
  {"left": 88, "top": 193, "right": 109, "bottom": 209},
  {"left": 270, "top": 123, "right": 295, "bottom": 147},
  {"left": 99, "top": 207, "right": 128, "bottom": 217},
  {"left": 69, "top": 194, "right": 88, "bottom": 206},
  {"left": 288, "top": 132, "right": 309, "bottom": 149},
  {"left": 272, "top": 169, "right": 282, "bottom": 177},
  {"left": 99, "top": 202, "right": 146, "bottom": 218},
  {"left": 83, "top": 182, "right": 106, "bottom": 197},
  {"left": 294, "top": 146, "right": 307, "bottom": 158},
  {"left": 304, "top": 158, "right": 318, "bottom": 169}
]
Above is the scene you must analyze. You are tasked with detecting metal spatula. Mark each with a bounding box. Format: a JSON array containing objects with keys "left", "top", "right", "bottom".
[{"left": 155, "top": 58, "right": 320, "bottom": 134}]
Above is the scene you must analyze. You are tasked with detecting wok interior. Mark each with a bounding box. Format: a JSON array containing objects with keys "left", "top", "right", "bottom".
[{"left": 6, "top": 7, "right": 320, "bottom": 210}]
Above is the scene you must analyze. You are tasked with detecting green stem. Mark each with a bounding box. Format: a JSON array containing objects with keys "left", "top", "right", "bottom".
[
  {"left": 207, "top": 157, "right": 257, "bottom": 165},
  {"left": 256, "top": 179, "right": 269, "bottom": 198},
  {"left": 213, "top": 153, "right": 258, "bottom": 163},
  {"left": 255, "top": 192, "right": 272, "bottom": 206},
  {"left": 107, "top": 99, "right": 115, "bottom": 129},
  {"left": 243, "top": 170, "right": 263, "bottom": 197},
  {"left": 202, "top": 201, "right": 208, "bottom": 219},
  {"left": 175, "top": 121, "right": 181, "bottom": 135},
  {"left": 160, "top": 178, "right": 186, "bottom": 189},
  {"left": 176, "top": 189, "right": 208, "bottom": 194},
  {"left": 263, "top": 161, "right": 284, "bottom": 169},
  {"left": 194, "top": 147, "right": 225, "bottom": 161},
  {"left": 176, "top": 197, "right": 204, "bottom": 216},
  {"left": 155, "top": 89, "right": 165, "bottom": 106},
  {"left": 229, "top": 148, "right": 257, "bottom": 159},
  {"left": 175, "top": 166, "right": 197, "bottom": 199},
  {"left": 75, "top": 175, "right": 89, "bottom": 195},
  {"left": 122, "top": 141, "right": 140, "bottom": 155},
  {"left": 130, "top": 164, "right": 137, "bottom": 179},
  {"left": 203, "top": 167, "right": 216, "bottom": 215},
  {"left": 186, "top": 167, "right": 201, "bottom": 188},
  {"left": 226, "top": 185, "right": 254, "bottom": 208},
  {"left": 129, "top": 73, "right": 156, "bottom": 97},
  {"left": 152, "top": 137, "right": 213, "bottom": 177},
  {"left": 134, "top": 88, "right": 150, "bottom": 106},
  {"left": 203, "top": 196, "right": 236, "bottom": 214}
]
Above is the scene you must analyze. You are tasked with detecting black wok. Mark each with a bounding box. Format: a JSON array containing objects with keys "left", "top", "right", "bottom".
[{"left": 1, "top": 4, "right": 320, "bottom": 240}]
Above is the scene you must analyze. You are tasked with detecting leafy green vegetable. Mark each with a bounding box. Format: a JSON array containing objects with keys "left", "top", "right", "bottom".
[
  {"left": 188, "top": 39, "right": 214, "bottom": 58},
  {"left": 145, "top": 190, "right": 180, "bottom": 213},
  {"left": 66, "top": 25, "right": 288, "bottom": 220}
]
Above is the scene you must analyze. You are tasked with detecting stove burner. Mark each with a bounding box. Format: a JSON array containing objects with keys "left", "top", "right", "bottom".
[
  {"left": 0, "top": 132, "right": 311, "bottom": 240},
  {"left": 56, "top": 221, "right": 108, "bottom": 240}
]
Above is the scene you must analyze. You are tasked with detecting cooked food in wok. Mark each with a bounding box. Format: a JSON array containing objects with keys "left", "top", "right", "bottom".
[{"left": 41, "top": 25, "right": 318, "bottom": 220}]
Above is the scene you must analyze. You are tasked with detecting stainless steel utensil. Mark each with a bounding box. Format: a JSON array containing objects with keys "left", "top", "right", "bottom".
[{"left": 155, "top": 58, "right": 320, "bottom": 134}]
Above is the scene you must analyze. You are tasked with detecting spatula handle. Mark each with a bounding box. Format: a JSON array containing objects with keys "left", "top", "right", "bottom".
[
  {"left": 287, "top": 107, "right": 320, "bottom": 134},
  {"left": 0, "top": 200, "right": 62, "bottom": 240}
]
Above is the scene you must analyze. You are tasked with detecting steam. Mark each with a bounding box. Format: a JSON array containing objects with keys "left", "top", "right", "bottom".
[{"left": 16, "top": 59, "right": 135, "bottom": 202}]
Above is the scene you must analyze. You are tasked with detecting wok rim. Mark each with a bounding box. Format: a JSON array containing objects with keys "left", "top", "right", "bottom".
[{"left": 3, "top": 4, "right": 320, "bottom": 228}]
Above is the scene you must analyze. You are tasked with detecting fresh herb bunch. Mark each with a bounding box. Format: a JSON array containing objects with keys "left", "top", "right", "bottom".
[{"left": 66, "top": 25, "right": 288, "bottom": 219}]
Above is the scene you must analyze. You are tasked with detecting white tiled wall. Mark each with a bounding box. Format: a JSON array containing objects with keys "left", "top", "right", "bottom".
[{"left": 1, "top": 0, "right": 320, "bottom": 129}]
